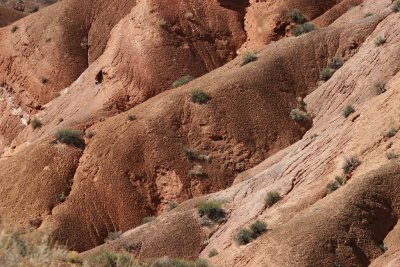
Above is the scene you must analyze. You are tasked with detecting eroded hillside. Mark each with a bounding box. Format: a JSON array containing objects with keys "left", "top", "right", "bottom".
[{"left": 1, "top": 0, "right": 400, "bottom": 266}]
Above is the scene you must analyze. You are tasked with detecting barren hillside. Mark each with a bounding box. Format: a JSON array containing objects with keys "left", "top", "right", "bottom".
[{"left": 0, "top": 0, "right": 400, "bottom": 266}]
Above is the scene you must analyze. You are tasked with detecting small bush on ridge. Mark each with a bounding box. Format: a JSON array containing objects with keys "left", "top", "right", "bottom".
[
  {"left": 265, "top": 191, "right": 281, "bottom": 207},
  {"left": 172, "top": 75, "right": 194, "bottom": 88},
  {"left": 197, "top": 200, "right": 225, "bottom": 222},
  {"left": 343, "top": 105, "right": 355, "bottom": 118}
]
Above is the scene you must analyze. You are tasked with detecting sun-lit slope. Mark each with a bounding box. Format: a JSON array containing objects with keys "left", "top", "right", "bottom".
[
  {"left": 2, "top": 0, "right": 247, "bottom": 153},
  {"left": 79, "top": 1, "right": 400, "bottom": 266},
  {"left": 0, "top": 0, "right": 137, "bottom": 150}
]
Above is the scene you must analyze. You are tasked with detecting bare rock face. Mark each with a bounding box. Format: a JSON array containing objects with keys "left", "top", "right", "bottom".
[{"left": 1, "top": 0, "right": 400, "bottom": 266}]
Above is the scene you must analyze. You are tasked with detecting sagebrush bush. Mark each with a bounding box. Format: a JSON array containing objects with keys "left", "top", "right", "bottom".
[
  {"left": 289, "top": 9, "right": 307, "bottom": 24},
  {"left": 385, "top": 128, "right": 397, "bottom": 138},
  {"left": 0, "top": 224, "right": 69, "bottom": 266},
  {"left": 54, "top": 129, "right": 84, "bottom": 148},
  {"left": 189, "top": 165, "right": 207, "bottom": 178},
  {"left": 250, "top": 220, "right": 267, "bottom": 238},
  {"left": 11, "top": 25, "right": 18, "bottom": 33},
  {"left": 150, "top": 257, "right": 210, "bottom": 267},
  {"left": 86, "top": 251, "right": 140, "bottom": 267},
  {"left": 208, "top": 249, "right": 218, "bottom": 258},
  {"left": 197, "top": 200, "right": 225, "bottom": 222},
  {"left": 392, "top": 0, "right": 400, "bottom": 12},
  {"left": 235, "top": 220, "right": 267, "bottom": 245},
  {"left": 342, "top": 157, "right": 360, "bottom": 174},
  {"left": 142, "top": 216, "right": 156, "bottom": 224},
  {"left": 374, "top": 36, "right": 386, "bottom": 46},
  {"left": 128, "top": 115, "right": 137, "bottom": 121},
  {"left": 319, "top": 68, "right": 335, "bottom": 81},
  {"left": 289, "top": 109, "right": 310, "bottom": 123},
  {"left": 326, "top": 176, "right": 346, "bottom": 194},
  {"left": 292, "top": 22, "right": 315, "bottom": 36},
  {"left": 31, "top": 118, "right": 42, "bottom": 129},
  {"left": 172, "top": 75, "right": 194, "bottom": 88},
  {"left": 104, "top": 231, "right": 122, "bottom": 243},
  {"left": 190, "top": 89, "right": 210, "bottom": 104},
  {"left": 184, "top": 148, "right": 209, "bottom": 162},
  {"left": 364, "top": 12, "right": 374, "bottom": 17},
  {"left": 386, "top": 151, "right": 399, "bottom": 160},
  {"left": 235, "top": 228, "right": 253, "bottom": 245},
  {"left": 343, "top": 105, "right": 355, "bottom": 118},
  {"left": 328, "top": 57, "right": 344, "bottom": 70},
  {"left": 374, "top": 82, "right": 386, "bottom": 95},
  {"left": 241, "top": 52, "right": 257, "bottom": 66},
  {"left": 57, "top": 192, "right": 66, "bottom": 202},
  {"left": 264, "top": 191, "right": 281, "bottom": 207},
  {"left": 168, "top": 201, "right": 178, "bottom": 210}
]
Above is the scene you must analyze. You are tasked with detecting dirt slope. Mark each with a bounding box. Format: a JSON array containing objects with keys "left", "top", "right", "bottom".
[
  {"left": 0, "top": 6, "right": 26, "bottom": 26},
  {"left": 1, "top": 0, "right": 400, "bottom": 266},
  {"left": 80, "top": 0, "right": 400, "bottom": 266}
]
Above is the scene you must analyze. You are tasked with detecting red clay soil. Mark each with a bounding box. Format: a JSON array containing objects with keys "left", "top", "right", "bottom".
[
  {"left": 1, "top": 0, "right": 400, "bottom": 266},
  {"left": 0, "top": 0, "right": 247, "bottom": 151},
  {"left": 242, "top": 0, "right": 364, "bottom": 50},
  {"left": 0, "top": 6, "right": 26, "bottom": 26}
]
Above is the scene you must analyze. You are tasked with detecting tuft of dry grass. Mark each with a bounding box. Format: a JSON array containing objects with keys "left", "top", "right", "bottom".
[{"left": 0, "top": 222, "right": 69, "bottom": 267}]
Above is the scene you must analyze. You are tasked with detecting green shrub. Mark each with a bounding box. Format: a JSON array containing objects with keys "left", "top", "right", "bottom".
[
  {"left": 241, "top": 52, "right": 257, "bottom": 66},
  {"left": 142, "top": 216, "right": 156, "bottom": 224},
  {"left": 264, "top": 191, "right": 281, "bottom": 207},
  {"left": 292, "top": 22, "right": 315, "bottom": 36},
  {"left": 172, "top": 75, "right": 194, "bottom": 88},
  {"left": 343, "top": 105, "right": 355, "bottom": 118},
  {"left": 374, "top": 82, "right": 386, "bottom": 95},
  {"left": 31, "top": 118, "right": 42, "bottom": 129},
  {"left": 57, "top": 192, "right": 66, "bottom": 202},
  {"left": 197, "top": 200, "right": 225, "bottom": 222},
  {"left": 364, "top": 12, "right": 374, "bottom": 17},
  {"left": 11, "top": 25, "right": 18, "bottom": 33},
  {"left": 86, "top": 251, "right": 140, "bottom": 267},
  {"left": 189, "top": 165, "right": 207, "bottom": 178},
  {"left": 385, "top": 128, "right": 397, "bottom": 138},
  {"left": 328, "top": 57, "right": 344, "bottom": 70},
  {"left": 128, "top": 115, "right": 137, "bottom": 121},
  {"left": 289, "top": 9, "right": 307, "bottom": 24},
  {"left": 190, "top": 89, "right": 210, "bottom": 104},
  {"left": 319, "top": 68, "right": 335, "bottom": 81},
  {"left": 168, "top": 201, "right": 178, "bottom": 210},
  {"left": 150, "top": 257, "right": 210, "bottom": 267},
  {"left": 374, "top": 36, "right": 386, "bottom": 46},
  {"left": 289, "top": 109, "right": 310, "bottom": 123},
  {"left": 250, "top": 220, "right": 267, "bottom": 238},
  {"left": 326, "top": 176, "right": 346, "bottom": 194},
  {"left": 104, "top": 231, "right": 122, "bottom": 243},
  {"left": 386, "top": 151, "right": 399, "bottom": 160},
  {"left": 0, "top": 225, "right": 69, "bottom": 266},
  {"left": 54, "top": 129, "right": 84, "bottom": 148},
  {"left": 392, "top": 0, "right": 400, "bottom": 12},
  {"left": 85, "top": 131, "right": 95, "bottom": 139},
  {"left": 235, "top": 228, "right": 253, "bottom": 245},
  {"left": 342, "top": 157, "right": 360, "bottom": 174},
  {"left": 235, "top": 221, "right": 268, "bottom": 245},
  {"left": 302, "top": 22, "right": 315, "bottom": 33},
  {"left": 208, "top": 249, "right": 218, "bottom": 258},
  {"left": 184, "top": 148, "right": 209, "bottom": 162}
]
